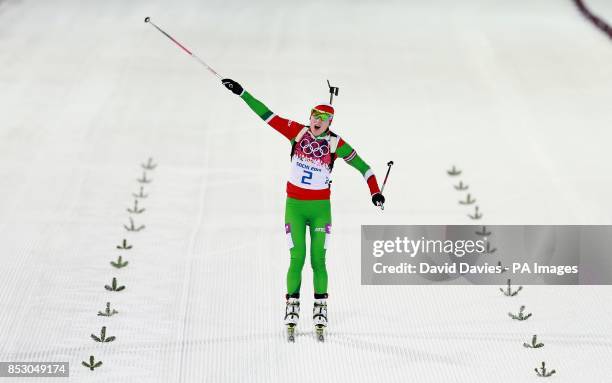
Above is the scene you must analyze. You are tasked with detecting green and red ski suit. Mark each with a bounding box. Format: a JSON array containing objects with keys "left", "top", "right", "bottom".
[{"left": 240, "top": 90, "right": 380, "bottom": 296}]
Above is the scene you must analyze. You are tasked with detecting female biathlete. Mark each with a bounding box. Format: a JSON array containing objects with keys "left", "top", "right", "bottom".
[{"left": 222, "top": 79, "right": 386, "bottom": 342}]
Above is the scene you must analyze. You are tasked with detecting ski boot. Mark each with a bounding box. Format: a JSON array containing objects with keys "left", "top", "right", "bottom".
[
  {"left": 284, "top": 295, "right": 300, "bottom": 343},
  {"left": 313, "top": 295, "right": 328, "bottom": 342}
]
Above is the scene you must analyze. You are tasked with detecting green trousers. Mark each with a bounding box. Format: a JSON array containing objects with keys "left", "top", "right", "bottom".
[{"left": 284, "top": 198, "right": 331, "bottom": 296}]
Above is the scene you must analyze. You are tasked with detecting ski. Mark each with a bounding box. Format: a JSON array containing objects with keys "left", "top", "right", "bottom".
[
  {"left": 315, "top": 324, "right": 325, "bottom": 342},
  {"left": 284, "top": 297, "right": 300, "bottom": 343},
  {"left": 313, "top": 298, "right": 328, "bottom": 342},
  {"left": 286, "top": 324, "right": 296, "bottom": 343}
]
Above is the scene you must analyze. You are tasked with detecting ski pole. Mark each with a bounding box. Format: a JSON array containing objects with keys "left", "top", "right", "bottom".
[
  {"left": 379, "top": 161, "right": 394, "bottom": 210},
  {"left": 144, "top": 17, "right": 222, "bottom": 80}
]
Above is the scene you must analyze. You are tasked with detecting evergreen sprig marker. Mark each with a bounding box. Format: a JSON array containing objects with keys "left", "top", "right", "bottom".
[
  {"left": 485, "top": 241, "right": 497, "bottom": 254},
  {"left": 535, "top": 361, "right": 556, "bottom": 377},
  {"left": 459, "top": 193, "right": 476, "bottom": 205},
  {"left": 447, "top": 165, "right": 461, "bottom": 176},
  {"left": 137, "top": 171, "right": 152, "bottom": 184},
  {"left": 105, "top": 277, "right": 125, "bottom": 292},
  {"left": 454, "top": 181, "right": 468, "bottom": 190},
  {"left": 141, "top": 157, "right": 157, "bottom": 170},
  {"left": 91, "top": 326, "right": 116, "bottom": 343},
  {"left": 475, "top": 226, "right": 491, "bottom": 236},
  {"left": 500, "top": 279, "right": 522, "bottom": 297},
  {"left": 97, "top": 302, "right": 118, "bottom": 317},
  {"left": 508, "top": 305, "right": 532, "bottom": 321},
  {"left": 110, "top": 256, "right": 128, "bottom": 269},
  {"left": 124, "top": 217, "right": 145, "bottom": 232},
  {"left": 468, "top": 205, "right": 483, "bottom": 220},
  {"left": 116, "top": 239, "right": 132, "bottom": 250},
  {"left": 498, "top": 261, "right": 507, "bottom": 273},
  {"left": 523, "top": 334, "right": 544, "bottom": 348},
  {"left": 127, "top": 199, "right": 145, "bottom": 214},
  {"left": 82, "top": 355, "right": 102, "bottom": 371},
  {"left": 132, "top": 186, "right": 148, "bottom": 199}
]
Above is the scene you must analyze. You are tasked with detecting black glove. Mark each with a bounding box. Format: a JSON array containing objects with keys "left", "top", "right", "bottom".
[
  {"left": 222, "top": 78, "right": 243, "bottom": 95},
  {"left": 372, "top": 193, "right": 385, "bottom": 207}
]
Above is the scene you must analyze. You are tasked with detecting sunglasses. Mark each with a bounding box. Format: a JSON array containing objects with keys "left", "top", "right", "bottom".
[{"left": 311, "top": 109, "right": 333, "bottom": 122}]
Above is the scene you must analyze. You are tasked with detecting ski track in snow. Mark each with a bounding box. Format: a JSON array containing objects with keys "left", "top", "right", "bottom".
[{"left": 0, "top": 0, "right": 612, "bottom": 382}]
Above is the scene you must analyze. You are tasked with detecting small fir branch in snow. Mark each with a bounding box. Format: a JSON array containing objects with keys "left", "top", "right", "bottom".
[
  {"left": 447, "top": 165, "right": 461, "bottom": 176},
  {"left": 124, "top": 217, "right": 145, "bottom": 232},
  {"left": 468, "top": 205, "right": 483, "bottom": 220},
  {"left": 523, "top": 334, "right": 544, "bottom": 349},
  {"left": 508, "top": 305, "right": 532, "bottom": 321},
  {"left": 500, "top": 279, "right": 522, "bottom": 297},
  {"left": 116, "top": 238, "right": 132, "bottom": 250},
  {"left": 475, "top": 226, "right": 491, "bottom": 236},
  {"left": 454, "top": 180, "right": 468, "bottom": 190},
  {"left": 535, "top": 361, "right": 556, "bottom": 377},
  {"left": 82, "top": 355, "right": 102, "bottom": 371},
  {"left": 137, "top": 171, "right": 152, "bottom": 184},
  {"left": 104, "top": 277, "right": 125, "bottom": 292},
  {"left": 91, "top": 326, "right": 116, "bottom": 343},
  {"left": 132, "top": 186, "right": 148, "bottom": 199},
  {"left": 110, "top": 256, "right": 128, "bottom": 269},
  {"left": 127, "top": 199, "right": 145, "bottom": 214},
  {"left": 459, "top": 193, "right": 476, "bottom": 205},
  {"left": 97, "top": 302, "right": 118, "bottom": 317},
  {"left": 141, "top": 157, "right": 157, "bottom": 170}
]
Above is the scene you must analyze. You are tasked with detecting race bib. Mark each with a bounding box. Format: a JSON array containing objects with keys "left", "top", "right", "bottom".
[{"left": 288, "top": 133, "right": 333, "bottom": 190}]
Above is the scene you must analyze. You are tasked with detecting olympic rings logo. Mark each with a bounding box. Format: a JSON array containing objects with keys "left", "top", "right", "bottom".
[{"left": 300, "top": 138, "right": 329, "bottom": 158}]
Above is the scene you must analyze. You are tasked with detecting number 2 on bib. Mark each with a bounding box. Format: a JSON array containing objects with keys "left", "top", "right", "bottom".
[{"left": 301, "top": 170, "right": 313, "bottom": 185}]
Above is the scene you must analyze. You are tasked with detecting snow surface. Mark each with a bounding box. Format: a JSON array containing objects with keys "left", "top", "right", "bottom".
[{"left": 0, "top": 0, "right": 611, "bottom": 382}]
